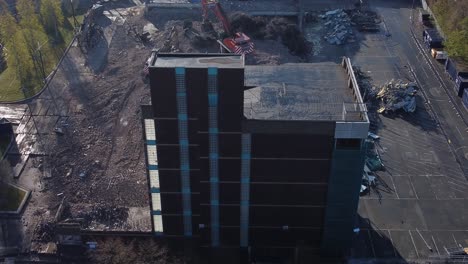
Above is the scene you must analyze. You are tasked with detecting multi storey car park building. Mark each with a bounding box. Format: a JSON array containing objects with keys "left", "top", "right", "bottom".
[{"left": 141, "top": 53, "right": 369, "bottom": 263}]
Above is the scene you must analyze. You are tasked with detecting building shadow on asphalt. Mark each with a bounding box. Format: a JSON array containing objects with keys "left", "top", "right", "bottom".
[{"left": 350, "top": 215, "right": 408, "bottom": 263}]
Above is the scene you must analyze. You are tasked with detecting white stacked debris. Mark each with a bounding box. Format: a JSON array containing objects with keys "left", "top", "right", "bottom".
[
  {"left": 319, "top": 9, "right": 353, "bottom": 45},
  {"left": 376, "top": 79, "right": 418, "bottom": 113}
]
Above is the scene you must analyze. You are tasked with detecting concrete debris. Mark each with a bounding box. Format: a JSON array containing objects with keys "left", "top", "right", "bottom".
[
  {"left": 79, "top": 171, "right": 87, "bottom": 179},
  {"left": 365, "top": 140, "right": 384, "bottom": 172},
  {"left": 367, "top": 132, "right": 380, "bottom": 140},
  {"left": 362, "top": 172, "right": 376, "bottom": 186},
  {"left": 141, "top": 23, "right": 159, "bottom": 42},
  {"left": 77, "top": 5, "right": 105, "bottom": 53},
  {"left": 376, "top": 79, "right": 418, "bottom": 113},
  {"left": 75, "top": 205, "right": 129, "bottom": 229},
  {"left": 319, "top": 9, "right": 353, "bottom": 45},
  {"left": 229, "top": 13, "right": 310, "bottom": 55},
  {"left": 354, "top": 67, "right": 377, "bottom": 100},
  {"left": 34, "top": 222, "right": 56, "bottom": 242},
  {"left": 348, "top": 9, "right": 381, "bottom": 32},
  {"left": 360, "top": 184, "right": 367, "bottom": 194},
  {"left": 53, "top": 127, "right": 64, "bottom": 135}
]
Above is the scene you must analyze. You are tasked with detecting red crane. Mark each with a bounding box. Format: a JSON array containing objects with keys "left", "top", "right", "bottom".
[{"left": 201, "top": 0, "right": 254, "bottom": 54}]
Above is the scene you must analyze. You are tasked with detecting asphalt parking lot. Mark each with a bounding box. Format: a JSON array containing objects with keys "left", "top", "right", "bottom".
[{"left": 337, "top": 0, "right": 468, "bottom": 262}]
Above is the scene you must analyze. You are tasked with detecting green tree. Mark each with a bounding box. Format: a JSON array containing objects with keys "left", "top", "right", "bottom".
[
  {"left": 16, "top": 0, "right": 48, "bottom": 82},
  {"left": 40, "top": 0, "right": 64, "bottom": 40},
  {"left": 431, "top": 0, "right": 468, "bottom": 62},
  {"left": 445, "top": 17, "right": 468, "bottom": 60},
  {"left": 0, "top": 8, "right": 35, "bottom": 88}
]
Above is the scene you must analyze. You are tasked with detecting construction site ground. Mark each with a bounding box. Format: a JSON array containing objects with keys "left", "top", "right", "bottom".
[
  {"left": 0, "top": 0, "right": 315, "bottom": 254},
  {"left": 0, "top": 0, "right": 466, "bottom": 263}
]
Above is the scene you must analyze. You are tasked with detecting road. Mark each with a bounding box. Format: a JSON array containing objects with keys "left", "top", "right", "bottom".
[{"left": 342, "top": 0, "right": 468, "bottom": 262}]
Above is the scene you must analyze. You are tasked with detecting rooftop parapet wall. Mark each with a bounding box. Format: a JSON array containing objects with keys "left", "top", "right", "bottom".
[
  {"left": 244, "top": 58, "right": 368, "bottom": 122},
  {"left": 336, "top": 57, "right": 369, "bottom": 138}
]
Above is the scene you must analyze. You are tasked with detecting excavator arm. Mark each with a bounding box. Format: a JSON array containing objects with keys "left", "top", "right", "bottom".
[
  {"left": 201, "top": 0, "right": 254, "bottom": 55},
  {"left": 201, "top": 0, "right": 231, "bottom": 36}
]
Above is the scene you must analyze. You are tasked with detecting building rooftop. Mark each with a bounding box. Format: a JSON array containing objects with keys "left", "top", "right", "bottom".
[
  {"left": 153, "top": 53, "right": 244, "bottom": 68},
  {"left": 244, "top": 62, "right": 365, "bottom": 121}
]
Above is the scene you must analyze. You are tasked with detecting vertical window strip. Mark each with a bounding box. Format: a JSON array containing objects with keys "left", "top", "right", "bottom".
[
  {"left": 149, "top": 170, "right": 160, "bottom": 188},
  {"left": 153, "top": 215, "right": 163, "bottom": 233},
  {"left": 240, "top": 133, "right": 251, "bottom": 247},
  {"left": 207, "top": 67, "right": 220, "bottom": 247},
  {"left": 175, "top": 67, "right": 192, "bottom": 237},
  {"left": 144, "top": 120, "right": 156, "bottom": 140},
  {"left": 144, "top": 118, "right": 163, "bottom": 234},
  {"left": 147, "top": 145, "right": 158, "bottom": 165}
]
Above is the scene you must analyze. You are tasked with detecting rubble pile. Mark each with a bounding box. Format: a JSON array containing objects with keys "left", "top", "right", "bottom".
[
  {"left": 354, "top": 67, "right": 378, "bottom": 101},
  {"left": 376, "top": 79, "right": 418, "bottom": 113},
  {"left": 77, "top": 4, "right": 105, "bottom": 53},
  {"left": 34, "top": 222, "right": 56, "bottom": 242},
  {"left": 75, "top": 205, "right": 129, "bottom": 229},
  {"left": 319, "top": 9, "right": 353, "bottom": 45},
  {"left": 348, "top": 9, "right": 381, "bottom": 32},
  {"left": 229, "top": 13, "right": 311, "bottom": 55}
]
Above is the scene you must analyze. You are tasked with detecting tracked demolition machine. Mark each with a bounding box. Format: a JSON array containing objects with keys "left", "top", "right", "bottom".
[{"left": 201, "top": 0, "right": 254, "bottom": 54}]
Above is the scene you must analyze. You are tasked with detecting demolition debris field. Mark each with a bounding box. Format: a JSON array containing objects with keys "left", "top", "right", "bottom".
[
  {"left": 7, "top": 0, "right": 396, "bottom": 253},
  {"left": 5, "top": 0, "right": 468, "bottom": 261},
  {"left": 15, "top": 1, "right": 331, "bottom": 250}
]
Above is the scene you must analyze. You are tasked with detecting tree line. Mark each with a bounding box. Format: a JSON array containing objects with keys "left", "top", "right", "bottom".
[
  {"left": 0, "top": 0, "right": 65, "bottom": 97},
  {"left": 428, "top": 0, "right": 468, "bottom": 62}
]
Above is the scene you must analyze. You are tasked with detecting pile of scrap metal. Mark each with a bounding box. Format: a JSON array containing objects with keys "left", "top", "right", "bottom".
[
  {"left": 77, "top": 4, "right": 104, "bottom": 53},
  {"left": 348, "top": 9, "right": 381, "bottom": 32},
  {"left": 376, "top": 79, "right": 418, "bottom": 114},
  {"left": 319, "top": 9, "right": 354, "bottom": 45},
  {"left": 361, "top": 133, "right": 383, "bottom": 194},
  {"left": 354, "top": 66, "right": 378, "bottom": 101}
]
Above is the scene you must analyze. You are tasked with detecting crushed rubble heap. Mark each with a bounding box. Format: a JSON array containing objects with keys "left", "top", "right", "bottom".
[
  {"left": 75, "top": 205, "right": 129, "bottom": 229},
  {"left": 376, "top": 79, "right": 418, "bottom": 113},
  {"left": 229, "top": 12, "right": 310, "bottom": 55},
  {"left": 348, "top": 9, "right": 381, "bottom": 32},
  {"left": 354, "top": 66, "right": 378, "bottom": 101},
  {"left": 77, "top": 4, "right": 105, "bottom": 53},
  {"left": 319, "top": 9, "right": 353, "bottom": 45}
]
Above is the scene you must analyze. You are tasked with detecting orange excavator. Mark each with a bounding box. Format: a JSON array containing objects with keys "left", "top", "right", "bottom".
[{"left": 201, "top": 0, "right": 254, "bottom": 54}]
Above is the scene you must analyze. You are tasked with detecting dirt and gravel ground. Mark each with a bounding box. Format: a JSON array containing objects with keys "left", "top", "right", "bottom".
[
  {"left": 6, "top": 1, "right": 380, "bottom": 252},
  {"left": 7, "top": 1, "right": 312, "bottom": 251}
]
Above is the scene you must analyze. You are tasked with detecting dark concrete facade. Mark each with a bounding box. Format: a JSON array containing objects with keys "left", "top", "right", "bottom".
[{"left": 142, "top": 53, "right": 369, "bottom": 263}]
